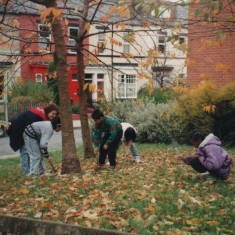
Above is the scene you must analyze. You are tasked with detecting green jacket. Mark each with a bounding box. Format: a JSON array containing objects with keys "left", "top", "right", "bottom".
[{"left": 92, "top": 115, "right": 122, "bottom": 147}]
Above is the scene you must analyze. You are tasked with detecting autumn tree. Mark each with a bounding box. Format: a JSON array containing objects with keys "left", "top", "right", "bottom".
[
  {"left": 0, "top": 0, "right": 80, "bottom": 173},
  {"left": 0, "top": 0, "right": 190, "bottom": 160}
]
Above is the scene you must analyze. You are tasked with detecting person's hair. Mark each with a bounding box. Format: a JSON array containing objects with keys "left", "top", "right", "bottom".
[
  {"left": 125, "top": 127, "right": 136, "bottom": 142},
  {"left": 44, "top": 104, "right": 59, "bottom": 117},
  {"left": 189, "top": 131, "right": 206, "bottom": 142},
  {"left": 51, "top": 116, "right": 61, "bottom": 130},
  {"left": 91, "top": 109, "right": 104, "bottom": 119}
]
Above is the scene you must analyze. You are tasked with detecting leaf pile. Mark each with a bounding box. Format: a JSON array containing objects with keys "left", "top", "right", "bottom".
[{"left": 0, "top": 145, "right": 235, "bottom": 234}]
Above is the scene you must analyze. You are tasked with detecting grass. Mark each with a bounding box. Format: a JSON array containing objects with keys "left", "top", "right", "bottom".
[{"left": 0, "top": 144, "right": 235, "bottom": 235}]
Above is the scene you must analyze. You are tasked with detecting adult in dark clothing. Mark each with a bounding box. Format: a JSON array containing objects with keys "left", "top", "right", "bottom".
[{"left": 7, "top": 104, "right": 59, "bottom": 175}]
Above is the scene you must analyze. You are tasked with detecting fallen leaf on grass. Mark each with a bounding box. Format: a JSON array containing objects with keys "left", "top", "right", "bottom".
[
  {"left": 82, "top": 209, "right": 99, "bottom": 220},
  {"left": 19, "top": 188, "right": 30, "bottom": 194},
  {"left": 34, "top": 211, "right": 43, "bottom": 218},
  {"left": 206, "top": 220, "right": 219, "bottom": 226},
  {"left": 110, "top": 217, "right": 129, "bottom": 228},
  {"left": 216, "top": 209, "right": 227, "bottom": 215},
  {"left": 185, "top": 218, "right": 203, "bottom": 225},
  {"left": 153, "top": 225, "right": 159, "bottom": 231}
]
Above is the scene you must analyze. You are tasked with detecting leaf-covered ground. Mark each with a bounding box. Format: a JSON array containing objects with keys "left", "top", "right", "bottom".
[{"left": 0, "top": 144, "right": 235, "bottom": 235}]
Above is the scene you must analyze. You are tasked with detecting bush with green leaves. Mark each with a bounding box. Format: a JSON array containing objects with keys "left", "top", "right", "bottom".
[
  {"left": 9, "top": 80, "right": 54, "bottom": 104},
  {"left": 107, "top": 99, "right": 188, "bottom": 144},
  {"left": 138, "top": 86, "right": 175, "bottom": 104},
  {"left": 108, "top": 99, "right": 138, "bottom": 122},
  {"left": 46, "top": 61, "right": 59, "bottom": 105},
  {"left": 72, "top": 104, "right": 80, "bottom": 114},
  {"left": 174, "top": 81, "right": 235, "bottom": 145},
  {"left": 7, "top": 80, "right": 54, "bottom": 119}
]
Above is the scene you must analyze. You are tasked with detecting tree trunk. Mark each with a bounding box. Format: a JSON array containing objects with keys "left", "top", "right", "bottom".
[
  {"left": 77, "top": 39, "right": 95, "bottom": 158},
  {"left": 46, "top": 0, "right": 81, "bottom": 173}
]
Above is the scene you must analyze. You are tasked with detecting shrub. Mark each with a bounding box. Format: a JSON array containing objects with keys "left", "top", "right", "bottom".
[
  {"left": 108, "top": 100, "right": 138, "bottom": 122},
  {"left": 72, "top": 105, "right": 80, "bottom": 114},
  {"left": 108, "top": 99, "right": 188, "bottom": 144},
  {"left": 138, "top": 87, "right": 175, "bottom": 104},
  {"left": 174, "top": 81, "right": 235, "bottom": 145},
  {"left": 9, "top": 79, "right": 54, "bottom": 103},
  {"left": 46, "top": 61, "right": 59, "bottom": 105}
]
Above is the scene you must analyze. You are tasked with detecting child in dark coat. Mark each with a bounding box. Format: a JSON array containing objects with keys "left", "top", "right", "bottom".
[
  {"left": 178, "top": 131, "right": 232, "bottom": 182},
  {"left": 91, "top": 109, "right": 123, "bottom": 170}
]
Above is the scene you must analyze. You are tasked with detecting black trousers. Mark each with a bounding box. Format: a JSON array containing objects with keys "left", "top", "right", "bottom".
[
  {"left": 99, "top": 129, "right": 123, "bottom": 167},
  {"left": 188, "top": 157, "right": 224, "bottom": 179},
  {"left": 188, "top": 157, "right": 207, "bottom": 173}
]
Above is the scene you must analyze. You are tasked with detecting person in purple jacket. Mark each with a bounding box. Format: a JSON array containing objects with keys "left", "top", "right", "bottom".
[{"left": 178, "top": 131, "right": 232, "bottom": 182}]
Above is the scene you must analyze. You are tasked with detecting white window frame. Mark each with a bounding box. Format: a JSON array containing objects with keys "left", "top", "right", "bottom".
[
  {"left": 68, "top": 27, "right": 79, "bottom": 54},
  {"left": 116, "top": 74, "right": 137, "bottom": 99},
  {"left": 158, "top": 35, "right": 166, "bottom": 54},
  {"left": 38, "top": 24, "right": 51, "bottom": 51},
  {"left": 35, "top": 73, "right": 42, "bottom": 84}
]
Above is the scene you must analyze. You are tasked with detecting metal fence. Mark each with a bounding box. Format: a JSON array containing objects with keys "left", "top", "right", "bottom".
[
  {"left": 0, "top": 215, "right": 133, "bottom": 235},
  {"left": 8, "top": 102, "right": 49, "bottom": 120}
]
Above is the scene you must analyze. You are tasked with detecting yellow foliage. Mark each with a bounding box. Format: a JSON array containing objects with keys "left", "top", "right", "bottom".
[
  {"left": 10, "top": 19, "right": 20, "bottom": 28},
  {"left": 115, "top": 22, "right": 126, "bottom": 31},
  {"left": 173, "top": 86, "right": 188, "bottom": 94},
  {"left": 117, "top": 4, "right": 130, "bottom": 18},
  {"left": 202, "top": 104, "right": 216, "bottom": 113},
  {"left": 109, "top": 37, "right": 122, "bottom": 46},
  {"left": 137, "top": 71, "right": 151, "bottom": 80},
  {"left": 108, "top": 6, "right": 117, "bottom": 16},
  {"left": 40, "top": 8, "right": 62, "bottom": 22},
  {"left": 177, "top": 77, "right": 185, "bottom": 85},
  {"left": 85, "top": 22, "right": 91, "bottom": 31}
]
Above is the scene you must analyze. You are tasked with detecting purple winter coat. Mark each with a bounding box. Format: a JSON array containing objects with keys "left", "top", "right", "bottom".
[{"left": 186, "top": 134, "right": 232, "bottom": 179}]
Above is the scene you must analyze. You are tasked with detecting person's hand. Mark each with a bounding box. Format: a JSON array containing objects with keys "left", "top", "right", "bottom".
[
  {"left": 103, "top": 144, "right": 108, "bottom": 150},
  {"left": 177, "top": 156, "right": 187, "bottom": 163},
  {"left": 47, "top": 157, "right": 52, "bottom": 164},
  {"left": 94, "top": 147, "right": 99, "bottom": 154},
  {"left": 125, "top": 152, "right": 130, "bottom": 157},
  {"left": 194, "top": 153, "right": 199, "bottom": 158}
]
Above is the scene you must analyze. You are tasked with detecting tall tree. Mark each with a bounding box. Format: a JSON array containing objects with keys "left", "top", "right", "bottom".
[{"left": 23, "top": 0, "right": 81, "bottom": 173}]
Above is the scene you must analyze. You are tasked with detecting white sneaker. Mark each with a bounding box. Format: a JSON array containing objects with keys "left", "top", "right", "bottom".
[{"left": 203, "top": 174, "right": 217, "bottom": 184}]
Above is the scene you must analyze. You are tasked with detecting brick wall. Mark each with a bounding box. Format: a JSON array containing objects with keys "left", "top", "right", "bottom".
[{"left": 187, "top": 1, "right": 235, "bottom": 88}]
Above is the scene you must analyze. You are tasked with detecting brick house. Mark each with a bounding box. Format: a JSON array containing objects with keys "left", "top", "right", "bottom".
[
  {"left": 187, "top": 1, "right": 235, "bottom": 88},
  {"left": 1, "top": 0, "right": 188, "bottom": 105},
  {"left": 17, "top": 13, "right": 88, "bottom": 104}
]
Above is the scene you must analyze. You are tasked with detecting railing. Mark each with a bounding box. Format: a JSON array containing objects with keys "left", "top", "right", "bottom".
[
  {"left": 8, "top": 102, "right": 49, "bottom": 120},
  {"left": 0, "top": 215, "right": 133, "bottom": 235}
]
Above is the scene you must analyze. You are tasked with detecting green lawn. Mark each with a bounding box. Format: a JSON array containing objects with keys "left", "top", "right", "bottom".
[{"left": 0, "top": 144, "right": 235, "bottom": 235}]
